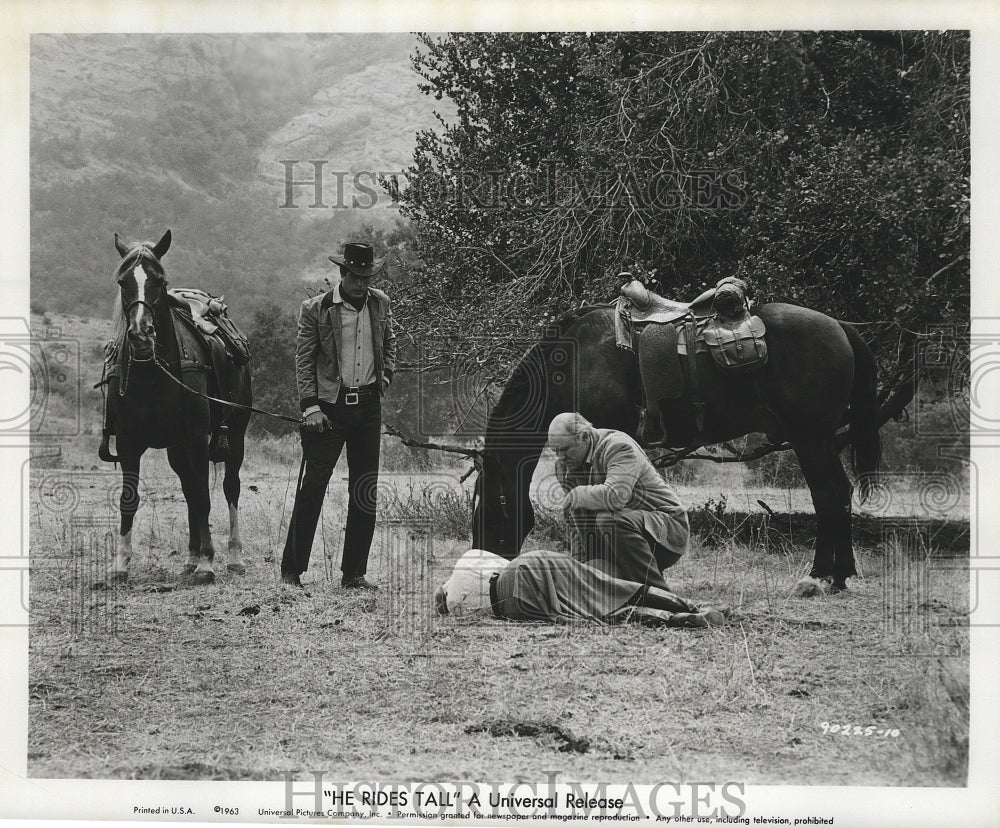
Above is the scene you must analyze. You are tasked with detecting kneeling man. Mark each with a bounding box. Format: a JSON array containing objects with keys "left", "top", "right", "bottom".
[
  {"left": 435, "top": 548, "right": 729, "bottom": 627},
  {"left": 547, "top": 412, "right": 688, "bottom": 591}
]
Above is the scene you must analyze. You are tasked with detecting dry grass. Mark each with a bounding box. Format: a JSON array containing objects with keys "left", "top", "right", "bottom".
[{"left": 27, "top": 434, "right": 970, "bottom": 785}]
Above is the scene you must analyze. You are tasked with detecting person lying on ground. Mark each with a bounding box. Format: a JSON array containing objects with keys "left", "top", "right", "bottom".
[{"left": 434, "top": 548, "right": 733, "bottom": 628}]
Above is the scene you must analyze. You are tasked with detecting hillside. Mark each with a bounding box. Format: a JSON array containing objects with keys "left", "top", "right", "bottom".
[{"left": 30, "top": 33, "right": 450, "bottom": 318}]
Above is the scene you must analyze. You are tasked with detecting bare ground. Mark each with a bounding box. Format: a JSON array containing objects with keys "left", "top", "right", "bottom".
[{"left": 27, "top": 454, "right": 969, "bottom": 786}]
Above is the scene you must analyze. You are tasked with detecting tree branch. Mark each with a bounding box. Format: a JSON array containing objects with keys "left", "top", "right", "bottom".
[{"left": 382, "top": 422, "right": 481, "bottom": 459}]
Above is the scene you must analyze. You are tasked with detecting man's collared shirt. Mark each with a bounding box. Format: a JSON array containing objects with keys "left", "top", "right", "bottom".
[
  {"left": 332, "top": 286, "right": 377, "bottom": 388},
  {"left": 296, "top": 282, "right": 396, "bottom": 416}
]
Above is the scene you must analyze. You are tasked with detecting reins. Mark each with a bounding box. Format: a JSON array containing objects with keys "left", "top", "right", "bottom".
[
  {"left": 96, "top": 298, "right": 303, "bottom": 426},
  {"left": 148, "top": 351, "right": 303, "bottom": 425},
  {"left": 94, "top": 347, "right": 304, "bottom": 424}
]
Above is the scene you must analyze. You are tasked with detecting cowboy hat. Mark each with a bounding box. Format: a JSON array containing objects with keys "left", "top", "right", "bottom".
[{"left": 328, "top": 242, "right": 386, "bottom": 278}]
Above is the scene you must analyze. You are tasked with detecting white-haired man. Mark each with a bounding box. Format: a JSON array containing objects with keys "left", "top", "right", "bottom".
[{"left": 546, "top": 412, "right": 689, "bottom": 591}]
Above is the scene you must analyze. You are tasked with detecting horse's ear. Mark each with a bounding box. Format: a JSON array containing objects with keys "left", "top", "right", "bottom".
[
  {"left": 114, "top": 233, "right": 129, "bottom": 257},
  {"left": 152, "top": 229, "right": 172, "bottom": 260}
]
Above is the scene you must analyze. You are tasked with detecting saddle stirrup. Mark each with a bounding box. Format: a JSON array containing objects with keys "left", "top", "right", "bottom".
[{"left": 208, "top": 425, "right": 230, "bottom": 463}]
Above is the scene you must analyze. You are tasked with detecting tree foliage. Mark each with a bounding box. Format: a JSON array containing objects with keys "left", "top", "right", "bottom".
[
  {"left": 247, "top": 300, "right": 299, "bottom": 435},
  {"left": 396, "top": 31, "right": 970, "bottom": 405}
]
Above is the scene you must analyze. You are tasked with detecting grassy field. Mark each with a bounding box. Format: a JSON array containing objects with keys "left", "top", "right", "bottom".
[
  {"left": 27, "top": 436, "right": 969, "bottom": 786},
  {"left": 26, "top": 310, "right": 970, "bottom": 785}
]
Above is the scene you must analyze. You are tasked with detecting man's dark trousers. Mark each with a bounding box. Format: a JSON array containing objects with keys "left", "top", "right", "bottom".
[{"left": 281, "top": 393, "right": 381, "bottom": 580}]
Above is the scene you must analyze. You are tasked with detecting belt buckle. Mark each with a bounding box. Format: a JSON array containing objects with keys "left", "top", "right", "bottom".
[{"left": 344, "top": 391, "right": 359, "bottom": 406}]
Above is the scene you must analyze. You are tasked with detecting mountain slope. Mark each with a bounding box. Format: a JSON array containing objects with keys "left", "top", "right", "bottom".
[{"left": 30, "top": 33, "right": 447, "bottom": 317}]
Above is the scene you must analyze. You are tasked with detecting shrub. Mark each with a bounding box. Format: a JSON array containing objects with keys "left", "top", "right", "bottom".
[
  {"left": 744, "top": 448, "right": 806, "bottom": 488},
  {"left": 880, "top": 398, "right": 968, "bottom": 475},
  {"left": 246, "top": 301, "right": 298, "bottom": 436},
  {"left": 382, "top": 483, "right": 472, "bottom": 540},
  {"left": 531, "top": 506, "right": 569, "bottom": 548},
  {"left": 662, "top": 459, "right": 704, "bottom": 486},
  {"left": 380, "top": 438, "right": 437, "bottom": 472}
]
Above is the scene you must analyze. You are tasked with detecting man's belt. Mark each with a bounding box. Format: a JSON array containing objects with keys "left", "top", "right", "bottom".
[
  {"left": 336, "top": 382, "right": 379, "bottom": 406},
  {"left": 489, "top": 571, "right": 505, "bottom": 620}
]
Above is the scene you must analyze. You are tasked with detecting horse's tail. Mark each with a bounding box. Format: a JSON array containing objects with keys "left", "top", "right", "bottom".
[{"left": 840, "top": 321, "right": 881, "bottom": 502}]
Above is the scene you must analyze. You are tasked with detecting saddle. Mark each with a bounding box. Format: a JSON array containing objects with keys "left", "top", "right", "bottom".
[
  {"left": 615, "top": 276, "right": 768, "bottom": 446},
  {"left": 168, "top": 288, "right": 251, "bottom": 365},
  {"left": 168, "top": 292, "right": 254, "bottom": 461},
  {"left": 100, "top": 290, "right": 251, "bottom": 463},
  {"left": 619, "top": 279, "right": 719, "bottom": 323}
]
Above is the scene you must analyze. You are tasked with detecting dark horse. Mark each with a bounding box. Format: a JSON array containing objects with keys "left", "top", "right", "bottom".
[
  {"left": 472, "top": 302, "right": 881, "bottom": 594},
  {"left": 102, "top": 230, "right": 252, "bottom": 584}
]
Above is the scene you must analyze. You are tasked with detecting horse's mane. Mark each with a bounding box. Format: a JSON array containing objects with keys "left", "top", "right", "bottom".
[
  {"left": 487, "top": 304, "right": 610, "bottom": 443},
  {"left": 544, "top": 304, "right": 610, "bottom": 339},
  {"left": 109, "top": 291, "right": 127, "bottom": 345},
  {"left": 109, "top": 244, "right": 167, "bottom": 346}
]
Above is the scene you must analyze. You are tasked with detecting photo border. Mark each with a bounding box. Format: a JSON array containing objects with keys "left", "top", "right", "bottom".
[{"left": 2, "top": 2, "right": 996, "bottom": 826}]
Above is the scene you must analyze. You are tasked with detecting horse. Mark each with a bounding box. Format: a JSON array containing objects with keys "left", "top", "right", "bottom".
[
  {"left": 100, "top": 229, "right": 252, "bottom": 584},
  {"left": 471, "top": 302, "right": 881, "bottom": 595}
]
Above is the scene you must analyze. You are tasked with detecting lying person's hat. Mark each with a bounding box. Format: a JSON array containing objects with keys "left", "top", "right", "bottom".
[
  {"left": 435, "top": 548, "right": 509, "bottom": 616},
  {"left": 329, "top": 242, "right": 386, "bottom": 278}
]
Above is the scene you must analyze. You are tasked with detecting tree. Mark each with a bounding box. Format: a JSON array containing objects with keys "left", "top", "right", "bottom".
[
  {"left": 247, "top": 300, "right": 298, "bottom": 435},
  {"left": 395, "top": 31, "right": 970, "bottom": 421}
]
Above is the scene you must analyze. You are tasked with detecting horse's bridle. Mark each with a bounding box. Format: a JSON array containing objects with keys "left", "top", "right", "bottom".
[
  {"left": 122, "top": 298, "right": 160, "bottom": 362},
  {"left": 109, "top": 258, "right": 305, "bottom": 424},
  {"left": 120, "top": 252, "right": 163, "bottom": 364},
  {"left": 475, "top": 453, "right": 512, "bottom": 555},
  {"left": 115, "top": 254, "right": 164, "bottom": 399},
  {"left": 479, "top": 453, "right": 513, "bottom": 519}
]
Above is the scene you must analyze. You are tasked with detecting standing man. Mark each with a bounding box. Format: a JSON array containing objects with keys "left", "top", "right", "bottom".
[
  {"left": 547, "top": 412, "right": 689, "bottom": 591},
  {"left": 281, "top": 242, "right": 396, "bottom": 590}
]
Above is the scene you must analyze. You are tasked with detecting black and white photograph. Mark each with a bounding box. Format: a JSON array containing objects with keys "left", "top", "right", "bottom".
[{"left": 2, "top": 1, "right": 997, "bottom": 826}]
